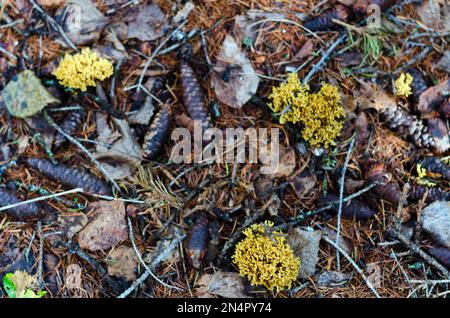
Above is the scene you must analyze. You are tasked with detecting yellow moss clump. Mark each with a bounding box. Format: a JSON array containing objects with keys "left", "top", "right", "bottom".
[
  {"left": 53, "top": 48, "right": 113, "bottom": 91},
  {"left": 232, "top": 221, "right": 301, "bottom": 291},
  {"left": 394, "top": 73, "right": 413, "bottom": 97},
  {"left": 268, "top": 72, "right": 344, "bottom": 148}
]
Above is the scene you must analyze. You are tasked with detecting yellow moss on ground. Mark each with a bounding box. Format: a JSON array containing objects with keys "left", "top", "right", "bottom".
[
  {"left": 53, "top": 48, "right": 113, "bottom": 91},
  {"left": 394, "top": 73, "right": 413, "bottom": 97},
  {"left": 232, "top": 221, "right": 300, "bottom": 291},
  {"left": 268, "top": 73, "right": 344, "bottom": 148}
]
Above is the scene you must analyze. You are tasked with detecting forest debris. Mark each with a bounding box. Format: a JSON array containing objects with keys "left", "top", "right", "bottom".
[
  {"left": 128, "top": 95, "right": 155, "bottom": 125},
  {"left": 119, "top": 3, "right": 168, "bottom": 42},
  {"left": 1, "top": 70, "right": 59, "bottom": 119},
  {"left": 260, "top": 146, "right": 296, "bottom": 178},
  {"left": 428, "top": 247, "right": 450, "bottom": 269},
  {"left": 420, "top": 201, "right": 450, "bottom": 248},
  {"left": 24, "top": 157, "right": 112, "bottom": 195},
  {"left": 186, "top": 212, "right": 209, "bottom": 269},
  {"left": 320, "top": 193, "right": 376, "bottom": 220},
  {"left": 180, "top": 61, "right": 212, "bottom": 131},
  {"left": 366, "top": 263, "right": 382, "bottom": 288},
  {"left": 289, "top": 171, "right": 316, "bottom": 199},
  {"left": 426, "top": 117, "right": 450, "bottom": 153},
  {"left": 287, "top": 228, "right": 322, "bottom": 278},
  {"left": 37, "top": 0, "right": 66, "bottom": 8},
  {"left": 211, "top": 35, "right": 260, "bottom": 109},
  {"left": 417, "top": 0, "right": 450, "bottom": 32},
  {"left": 54, "top": 107, "right": 86, "bottom": 148},
  {"left": 316, "top": 270, "right": 351, "bottom": 287},
  {"left": 58, "top": 213, "right": 88, "bottom": 239},
  {"left": 304, "top": 4, "right": 349, "bottom": 32},
  {"left": 77, "top": 200, "right": 128, "bottom": 251},
  {"left": 0, "top": 188, "right": 44, "bottom": 222},
  {"left": 434, "top": 51, "right": 450, "bottom": 74},
  {"left": 55, "top": 0, "right": 108, "bottom": 46},
  {"left": 173, "top": 1, "right": 195, "bottom": 24},
  {"left": 142, "top": 104, "right": 172, "bottom": 160},
  {"left": 93, "top": 119, "right": 143, "bottom": 179},
  {"left": 106, "top": 246, "right": 138, "bottom": 281},
  {"left": 418, "top": 80, "right": 450, "bottom": 114},
  {"left": 197, "top": 271, "right": 249, "bottom": 298},
  {"left": 65, "top": 264, "right": 82, "bottom": 290},
  {"left": 364, "top": 160, "right": 401, "bottom": 205},
  {"left": 293, "top": 39, "right": 314, "bottom": 61}
]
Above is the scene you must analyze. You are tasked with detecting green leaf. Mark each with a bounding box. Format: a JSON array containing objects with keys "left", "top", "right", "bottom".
[
  {"left": 3, "top": 273, "right": 17, "bottom": 298},
  {"left": 1, "top": 70, "right": 60, "bottom": 119}
]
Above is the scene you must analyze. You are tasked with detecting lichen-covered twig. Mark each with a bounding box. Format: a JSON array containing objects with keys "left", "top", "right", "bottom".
[
  {"left": 323, "top": 235, "right": 381, "bottom": 298},
  {"left": 336, "top": 137, "right": 356, "bottom": 270},
  {"left": 117, "top": 228, "right": 186, "bottom": 298}
]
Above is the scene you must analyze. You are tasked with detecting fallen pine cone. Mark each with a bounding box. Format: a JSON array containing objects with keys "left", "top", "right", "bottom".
[
  {"left": 409, "top": 185, "right": 450, "bottom": 203},
  {"left": 180, "top": 61, "right": 212, "bottom": 131},
  {"left": 320, "top": 192, "right": 376, "bottom": 220},
  {"left": 304, "top": 4, "right": 349, "bottom": 32},
  {"left": 142, "top": 104, "right": 172, "bottom": 160},
  {"left": 0, "top": 188, "right": 44, "bottom": 221},
  {"left": 24, "top": 157, "right": 111, "bottom": 196},
  {"left": 186, "top": 212, "right": 209, "bottom": 269}
]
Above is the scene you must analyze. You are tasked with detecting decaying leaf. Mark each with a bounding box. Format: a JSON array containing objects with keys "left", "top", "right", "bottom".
[
  {"left": 173, "top": 1, "right": 195, "bottom": 24},
  {"left": 316, "top": 270, "right": 351, "bottom": 287},
  {"left": 320, "top": 192, "right": 377, "bottom": 220},
  {"left": 120, "top": 3, "right": 168, "bottom": 41},
  {"left": 233, "top": 10, "right": 287, "bottom": 44},
  {"left": 434, "top": 51, "right": 450, "bottom": 74},
  {"left": 366, "top": 262, "right": 382, "bottom": 288},
  {"left": 128, "top": 95, "right": 155, "bottom": 125},
  {"left": 197, "top": 271, "right": 249, "bottom": 298},
  {"left": 58, "top": 213, "right": 88, "bottom": 239},
  {"left": 106, "top": 245, "right": 138, "bottom": 281},
  {"left": 418, "top": 79, "right": 450, "bottom": 114},
  {"left": 211, "top": 35, "right": 260, "bottom": 109},
  {"left": 55, "top": 0, "right": 108, "bottom": 46},
  {"left": 417, "top": 0, "right": 450, "bottom": 32},
  {"left": 0, "top": 70, "right": 60, "bottom": 118},
  {"left": 259, "top": 146, "right": 296, "bottom": 178},
  {"left": 93, "top": 118, "right": 143, "bottom": 179},
  {"left": 65, "top": 264, "right": 82, "bottom": 290},
  {"left": 289, "top": 171, "right": 316, "bottom": 199},
  {"left": 38, "top": 0, "right": 66, "bottom": 8},
  {"left": 77, "top": 200, "right": 128, "bottom": 251},
  {"left": 287, "top": 228, "right": 322, "bottom": 278}
]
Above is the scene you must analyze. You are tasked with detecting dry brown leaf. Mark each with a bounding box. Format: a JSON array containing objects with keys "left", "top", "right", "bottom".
[
  {"left": 38, "top": 0, "right": 66, "bottom": 8},
  {"left": 260, "top": 146, "right": 296, "bottom": 178},
  {"left": 107, "top": 246, "right": 138, "bottom": 281},
  {"left": 197, "top": 271, "right": 250, "bottom": 298},
  {"left": 56, "top": 0, "right": 108, "bottom": 46},
  {"left": 293, "top": 39, "right": 314, "bottom": 61},
  {"left": 287, "top": 228, "right": 322, "bottom": 278},
  {"left": 77, "top": 200, "right": 128, "bottom": 251},
  {"left": 417, "top": 0, "right": 450, "bottom": 32},
  {"left": 122, "top": 4, "right": 168, "bottom": 41},
  {"left": 94, "top": 118, "right": 143, "bottom": 179},
  {"left": 65, "top": 264, "right": 82, "bottom": 290},
  {"left": 58, "top": 213, "right": 88, "bottom": 239},
  {"left": 211, "top": 35, "right": 260, "bottom": 109}
]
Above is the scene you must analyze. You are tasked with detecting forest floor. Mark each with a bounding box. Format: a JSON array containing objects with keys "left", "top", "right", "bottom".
[{"left": 0, "top": 0, "right": 449, "bottom": 298}]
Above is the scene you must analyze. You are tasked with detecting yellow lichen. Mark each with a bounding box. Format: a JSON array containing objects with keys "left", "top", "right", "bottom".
[
  {"left": 394, "top": 73, "right": 413, "bottom": 97},
  {"left": 53, "top": 48, "right": 113, "bottom": 91},
  {"left": 268, "top": 73, "right": 344, "bottom": 148},
  {"left": 232, "top": 221, "right": 301, "bottom": 291},
  {"left": 415, "top": 163, "right": 436, "bottom": 187}
]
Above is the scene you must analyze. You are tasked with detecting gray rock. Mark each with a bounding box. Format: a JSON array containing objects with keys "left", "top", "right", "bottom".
[{"left": 420, "top": 201, "right": 450, "bottom": 248}]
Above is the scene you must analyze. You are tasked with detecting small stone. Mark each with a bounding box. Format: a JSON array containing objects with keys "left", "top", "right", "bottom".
[{"left": 420, "top": 201, "right": 450, "bottom": 248}]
